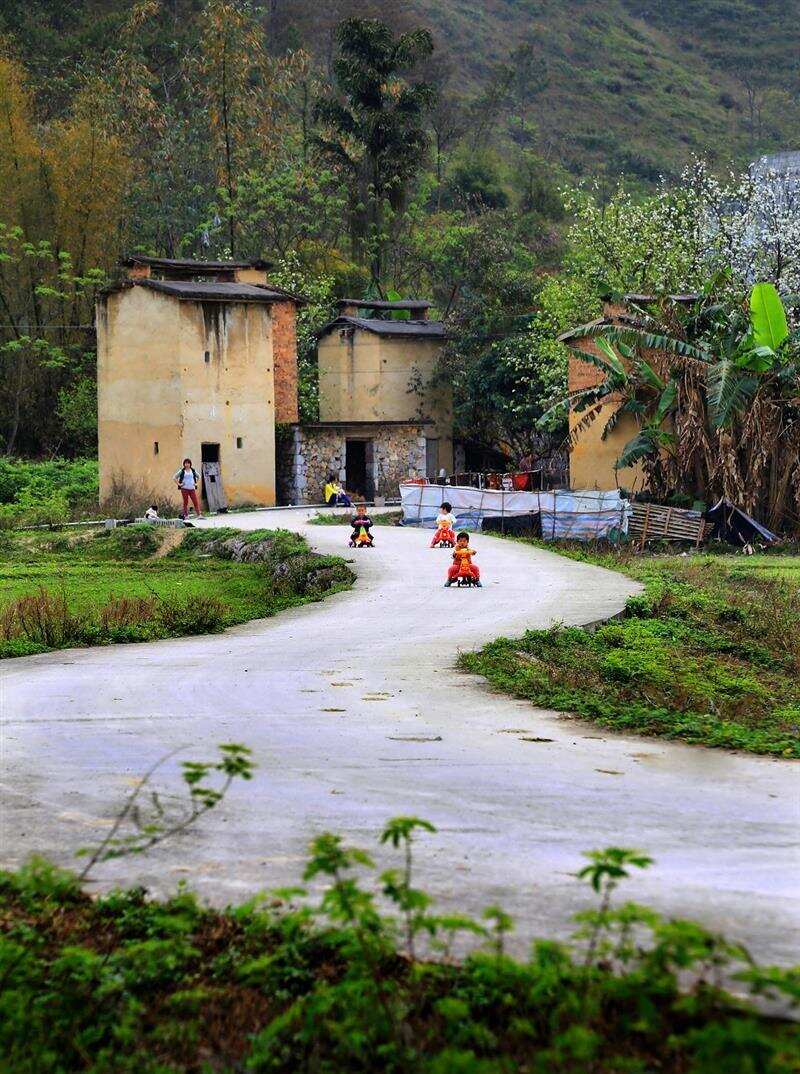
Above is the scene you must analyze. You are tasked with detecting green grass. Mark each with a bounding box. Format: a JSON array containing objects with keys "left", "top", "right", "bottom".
[
  {"left": 460, "top": 544, "right": 800, "bottom": 758},
  {"left": 310, "top": 509, "right": 402, "bottom": 526},
  {"left": 0, "top": 525, "right": 353, "bottom": 658}
]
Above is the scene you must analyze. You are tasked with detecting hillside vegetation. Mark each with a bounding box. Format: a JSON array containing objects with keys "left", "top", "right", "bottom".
[
  {"left": 2, "top": 0, "right": 798, "bottom": 180},
  {"left": 408, "top": 0, "right": 800, "bottom": 180}
]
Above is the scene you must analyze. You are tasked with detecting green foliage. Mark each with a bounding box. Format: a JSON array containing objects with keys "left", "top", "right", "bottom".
[
  {"left": 750, "top": 282, "right": 790, "bottom": 350},
  {"left": 314, "top": 17, "right": 435, "bottom": 282},
  {"left": 0, "top": 457, "right": 97, "bottom": 528},
  {"left": 460, "top": 549, "right": 800, "bottom": 757},
  {"left": 1, "top": 819, "right": 798, "bottom": 1073},
  {"left": 269, "top": 253, "right": 337, "bottom": 422}
]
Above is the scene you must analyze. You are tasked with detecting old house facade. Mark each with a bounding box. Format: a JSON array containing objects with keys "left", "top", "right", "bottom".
[
  {"left": 97, "top": 256, "right": 301, "bottom": 508},
  {"left": 278, "top": 299, "right": 452, "bottom": 503},
  {"left": 98, "top": 263, "right": 451, "bottom": 508}
]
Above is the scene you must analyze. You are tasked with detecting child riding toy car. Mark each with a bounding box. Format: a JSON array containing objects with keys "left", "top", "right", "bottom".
[
  {"left": 444, "top": 532, "right": 482, "bottom": 587},
  {"left": 431, "top": 501, "right": 457, "bottom": 548},
  {"left": 349, "top": 507, "right": 374, "bottom": 548}
]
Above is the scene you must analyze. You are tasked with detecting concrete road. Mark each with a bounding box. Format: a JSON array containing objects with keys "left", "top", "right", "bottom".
[{"left": 1, "top": 510, "right": 798, "bottom": 965}]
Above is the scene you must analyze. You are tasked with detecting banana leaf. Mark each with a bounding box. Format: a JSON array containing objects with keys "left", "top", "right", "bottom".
[
  {"left": 707, "top": 357, "right": 758, "bottom": 428},
  {"left": 750, "top": 282, "right": 788, "bottom": 350},
  {"left": 616, "top": 430, "right": 659, "bottom": 469}
]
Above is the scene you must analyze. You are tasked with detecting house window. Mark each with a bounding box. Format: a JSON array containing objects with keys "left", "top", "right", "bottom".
[
  {"left": 204, "top": 350, "right": 211, "bottom": 363},
  {"left": 236, "top": 437, "right": 243, "bottom": 449},
  {"left": 153, "top": 441, "right": 159, "bottom": 455}
]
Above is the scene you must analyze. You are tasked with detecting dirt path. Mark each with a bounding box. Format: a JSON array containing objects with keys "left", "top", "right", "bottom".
[{"left": 1, "top": 509, "right": 797, "bottom": 965}]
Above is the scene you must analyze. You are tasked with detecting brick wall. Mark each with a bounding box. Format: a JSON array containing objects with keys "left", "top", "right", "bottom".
[
  {"left": 568, "top": 343, "right": 605, "bottom": 393},
  {"left": 271, "top": 300, "right": 299, "bottom": 424}
]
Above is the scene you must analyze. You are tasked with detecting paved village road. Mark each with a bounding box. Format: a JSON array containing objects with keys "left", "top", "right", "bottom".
[{"left": 1, "top": 510, "right": 798, "bottom": 965}]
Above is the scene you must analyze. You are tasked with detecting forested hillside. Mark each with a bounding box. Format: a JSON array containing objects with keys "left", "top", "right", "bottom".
[
  {"left": 3, "top": 0, "right": 798, "bottom": 180},
  {"left": 0, "top": 0, "right": 798, "bottom": 463}
]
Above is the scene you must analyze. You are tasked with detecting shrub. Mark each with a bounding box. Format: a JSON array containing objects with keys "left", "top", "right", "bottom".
[
  {"left": 100, "top": 471, "right": 177, "bottom": 521},
  {"left": 99, "top": 595, "right": 159, "bottom": 635},
  {"left": 1, "top": 816, "right": 798, "bottom": 1073},
  {"left": 157, "top": 595, "right": 228, "bottom": 635},
  {"left": 0, "top": 491, "right": 69, "bottom": 530},
  {"left": 92, "top": 523, "right": 163, "bottom": 559},
  {"left": 0, "top": 588, "right": 87, "bottom": 647}
]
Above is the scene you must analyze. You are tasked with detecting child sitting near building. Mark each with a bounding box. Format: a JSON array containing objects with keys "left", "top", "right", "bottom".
[
  {"left": 349, "top": 505, "right": 374, "bottom": 547},
  {"left": 144, "top": 504, "right": 160, "bottom": 521},
  {"left": 430, "top": 501, "right": 456, "bottom": 547},
  {"left": 445, "top": 532, "right": 481, "bottom": 586},
  {"left": 324, "top": 475, "right": 353, "bottom": 507}
]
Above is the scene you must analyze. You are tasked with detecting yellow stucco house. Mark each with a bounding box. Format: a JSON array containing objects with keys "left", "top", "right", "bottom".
[
  {"left": 560, "top": 295, "right": 696, "bottom": 491},
  {"left": 98, "top": 260, "right": 453, "bottom": 508},
  {"left": 279, "top": 298, "right": 451, "bottom": 502},
  {"left": 97, "top": 255, "right": 301, "bottom": 508}
]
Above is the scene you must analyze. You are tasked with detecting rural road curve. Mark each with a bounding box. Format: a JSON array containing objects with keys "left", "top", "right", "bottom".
[{"left": 1, "top": 510, "right": 798, "bottom": 965}]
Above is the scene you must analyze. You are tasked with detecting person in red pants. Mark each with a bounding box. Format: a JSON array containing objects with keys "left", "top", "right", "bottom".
[
  {"left": 173, "top": 458, "right": 203, "bottom": 519},
  {"left": 445, "top": 532, "right": 481, "bottom": 586}
]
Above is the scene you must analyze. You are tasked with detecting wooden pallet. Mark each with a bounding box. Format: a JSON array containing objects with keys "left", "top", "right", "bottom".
[{"left": 629, "top": 502, "right": 707, "bottom": 547}]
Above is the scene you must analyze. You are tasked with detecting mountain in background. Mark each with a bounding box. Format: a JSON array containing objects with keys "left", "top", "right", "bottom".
[
  {"left": 403, "top": 0, "right": 800, "bottom": 180},
  {"left": 2, "top": 0, "right": 798, "bottom": 183}
]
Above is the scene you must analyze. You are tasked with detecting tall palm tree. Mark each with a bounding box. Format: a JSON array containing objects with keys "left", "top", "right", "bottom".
[{"left": 314, "top": 18, "right": 434, "bottom": 285}]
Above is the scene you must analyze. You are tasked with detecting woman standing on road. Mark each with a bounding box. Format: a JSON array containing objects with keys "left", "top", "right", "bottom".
[{"left": 174, "top": 458, "right": 203, "bottom": 519}]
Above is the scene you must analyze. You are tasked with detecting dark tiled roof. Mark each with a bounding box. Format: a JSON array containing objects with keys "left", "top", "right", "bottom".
[
  {"left": 301, "top": 420, "right": 432, "bottom": 428},
  {"left": 122, "top": 254, "right": 272, "bottom": 271},
  {"left": 137, "top": 279, "right": 297, "bottom": 304},
  {"left": 337, "top": 298, "right": 432, "bottom": 311},
  {"left": 318, "top": 316, "right": 447, "bottom": 340}
]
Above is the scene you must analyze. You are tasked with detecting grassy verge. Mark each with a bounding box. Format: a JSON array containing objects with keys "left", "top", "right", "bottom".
[
  {"left": 310, "top": 509, "right": 402, "bottom": 525},
  {"left": 3, "top": 825, "right": 798, "bottom": 1074},
  {"left": 460, "top": 543, "right": 800, "bottom": 758},
  {"left": 0, "top": 525, "right": 353, "bottom": 658}
]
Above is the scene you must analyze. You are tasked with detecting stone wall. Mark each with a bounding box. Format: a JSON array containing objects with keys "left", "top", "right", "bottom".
[{"left": 277, "top": 423, "right": 427, "bottom": 504}]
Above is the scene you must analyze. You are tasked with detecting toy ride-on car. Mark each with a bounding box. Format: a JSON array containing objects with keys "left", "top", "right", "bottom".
[
  {"left": 349, "top": 525, "right": 374, "bottom": 548},
  {"left": 455, "top": 564, "right": 480, "bottom": 586},
  {"left": 431, "top": 528, "right": 456, "bottom": 548}
]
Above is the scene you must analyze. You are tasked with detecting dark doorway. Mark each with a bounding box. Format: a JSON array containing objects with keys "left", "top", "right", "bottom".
[
  {"left": 200, "top": 443, "right": 222, "bottom": 510},
  {"left": 346, "top": 439, "right": 373, "bottom": 500}
]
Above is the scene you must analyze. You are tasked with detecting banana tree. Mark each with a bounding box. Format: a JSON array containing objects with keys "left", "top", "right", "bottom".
[{"left": 564, "top": 282, "right": 800, "bottom": 530}]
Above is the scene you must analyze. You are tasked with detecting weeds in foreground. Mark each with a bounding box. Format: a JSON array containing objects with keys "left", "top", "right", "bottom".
[
  {"left": 2, "top": 814, "right": 798, "bottom": 1073},
  {"left": 77, "top": 743, "right": 255, "bottom": 881},
  {"left": 1, "top": 739, "right": 797, "bottom": 1072}
]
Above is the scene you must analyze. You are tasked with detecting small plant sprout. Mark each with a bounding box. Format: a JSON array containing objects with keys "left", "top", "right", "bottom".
[
  {"left": 303, "top": 832, "right": 377, "bottom": 928},
  {"left": 577, "top": 846, "right": 653, "bottom": 971},
  {"left": 76, "top": 743, "right": 255, "bottom": 881},
  {"left": 482, "top": 905, "right": 514, "bottom": 961},
  {"left": 379, "top": 816, "right": 436, "bottom": 959},
  {"left": 578, "top": 846, "right": 653, "bottom": 899}
]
